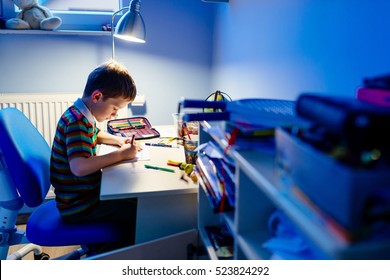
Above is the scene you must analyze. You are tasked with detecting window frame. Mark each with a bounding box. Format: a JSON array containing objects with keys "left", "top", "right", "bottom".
[{"left": 1, "top": 0, "right": 131, "bottom": 31}]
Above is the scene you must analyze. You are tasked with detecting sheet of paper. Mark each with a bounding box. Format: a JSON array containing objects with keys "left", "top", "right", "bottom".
[{"left": 98, "top": 144, "right": 150, "bottom": 162}]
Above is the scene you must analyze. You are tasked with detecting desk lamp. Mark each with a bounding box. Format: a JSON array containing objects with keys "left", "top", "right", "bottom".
[{"left": 111, "top": 0, "right": 146, "bottom": 60}]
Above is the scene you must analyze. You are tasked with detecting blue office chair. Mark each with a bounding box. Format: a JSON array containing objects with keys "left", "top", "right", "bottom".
[{"left": 0, "top": 107, "right": 126, "bottom": 260}]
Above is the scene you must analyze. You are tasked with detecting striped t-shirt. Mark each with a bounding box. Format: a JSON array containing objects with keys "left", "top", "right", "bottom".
[{"left": 50, "top": 104, "right": 101, "bottom": 218}]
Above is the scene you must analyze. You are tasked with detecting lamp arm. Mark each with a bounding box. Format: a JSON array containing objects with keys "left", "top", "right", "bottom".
[{"left": 111, "top": 7, "right": 129, "bottom": 60}]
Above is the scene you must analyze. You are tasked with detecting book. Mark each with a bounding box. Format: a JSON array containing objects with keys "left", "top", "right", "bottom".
[
  {"left": 356, "top": 87, "right": 390, "bottom": 107},
  {"left": 224, "top": 121, "right": 277, "bottom": 153},
  {"left": 205, "top": 225, "right": 234, "bottom": 259},
  {"left": 212, "top": 157, "right": 236, "bottom": 207},
  {"left": 196, "top": 153, "right": 234, "bottom": 212},
  {"left": 225, "top": 121, "right": 275, "bottom": 138}
]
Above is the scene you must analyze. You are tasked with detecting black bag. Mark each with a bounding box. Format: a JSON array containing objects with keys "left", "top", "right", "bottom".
[{"left": 364, "top": 74, "right": 390, "bottom": 90}]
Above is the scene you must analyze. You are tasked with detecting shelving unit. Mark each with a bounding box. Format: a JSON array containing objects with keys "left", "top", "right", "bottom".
[{"left": 196, "top": 120, "right": 390, "bottom": 260}]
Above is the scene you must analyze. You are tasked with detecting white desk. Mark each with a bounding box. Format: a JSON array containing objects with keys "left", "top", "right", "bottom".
[{"left": 99, "top": 125, "right": 198, "bottom": 244}]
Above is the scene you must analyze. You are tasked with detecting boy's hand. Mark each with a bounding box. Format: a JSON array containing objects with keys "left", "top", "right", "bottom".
[
  {"left": 119, "top": 135, "right": 144, "bottom": 160},
  {"left": 124, "top": 135, "right": 143, "bottom": 151},
  {"left": 119, "top": 142, "right": 138, "bottom": 161},
  {"left": 113, "top": 135, "right": 141, "bottom": 151}
]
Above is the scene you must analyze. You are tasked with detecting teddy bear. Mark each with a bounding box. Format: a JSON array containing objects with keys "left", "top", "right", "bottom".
[{"left": 5, "top": 0, "right": 62, "bottom": 31}]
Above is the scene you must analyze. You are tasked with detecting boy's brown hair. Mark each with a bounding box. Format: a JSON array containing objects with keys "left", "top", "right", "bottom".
[{"left": 83, "top": 60, "right": 137, "bottom": 101}]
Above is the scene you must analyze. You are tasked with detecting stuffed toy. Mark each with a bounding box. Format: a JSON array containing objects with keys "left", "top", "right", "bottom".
[{"left": 5, "top": 0, "right": 62, "bottom": 30}]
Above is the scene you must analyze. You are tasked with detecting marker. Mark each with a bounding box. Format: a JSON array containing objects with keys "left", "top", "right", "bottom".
[
  {"left": 110, "top": 119, "right": 145, "bottom": 129},
  {"left": 145, "top": 143, "right": 168, "bottom": 147},
  {"left": 111, "top": 124, "right": 145, "bottom": 129},
  {"left": 145, "top": 143, "right": 179, "bottom": 148},
  {"left": 144, "top": 164, "right": 175, "bottom": 173}
]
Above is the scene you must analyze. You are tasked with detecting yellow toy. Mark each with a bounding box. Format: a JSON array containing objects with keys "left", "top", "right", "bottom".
[{"left": 167, "top": 160, "right": 198, "bottom": 183}]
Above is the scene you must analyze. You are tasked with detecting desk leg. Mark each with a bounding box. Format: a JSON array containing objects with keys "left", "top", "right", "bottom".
[{"left": 135, "top": 193, "right": 197, "bottom": 244}]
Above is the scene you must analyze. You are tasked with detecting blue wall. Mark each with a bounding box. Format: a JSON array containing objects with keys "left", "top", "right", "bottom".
[
  {"left": 0, "top": 0, "right": 216, "bottom": 125},
  {"left": 212, "top": 0, "right": 390, "bottom": 101},
  {"left": 1, "top": 0, "right": 390, "bottom": 124}
]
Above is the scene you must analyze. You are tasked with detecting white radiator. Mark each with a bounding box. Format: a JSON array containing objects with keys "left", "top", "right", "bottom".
[
  {"left": 0, "top": 92, "right": 128, "bottom": 146},
  {"left": 0, "top": 93, "right": 80, "bottom": 146}
]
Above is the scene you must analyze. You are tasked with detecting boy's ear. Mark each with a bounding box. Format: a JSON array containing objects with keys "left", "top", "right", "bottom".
[{"left": 91, "top": 90, "right": 103, "bottom": 103}]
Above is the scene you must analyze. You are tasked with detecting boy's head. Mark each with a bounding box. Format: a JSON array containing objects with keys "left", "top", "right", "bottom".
[
  {"left": 83, "top": 60, "right": 137, "bottom": 101},
  {"left": 82, "top": 60, "right": 137, "bottom": 122}
]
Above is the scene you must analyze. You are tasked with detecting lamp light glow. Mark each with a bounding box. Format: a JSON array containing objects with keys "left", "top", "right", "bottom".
[{"left": 111, "top": 0, "right": 146, "bottom": 60}]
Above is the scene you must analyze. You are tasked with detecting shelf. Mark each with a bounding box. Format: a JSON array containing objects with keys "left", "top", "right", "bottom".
[
  {"left": 198, "top": 226, "right": 219, "bottom": 260},
  {"left": 238, "top": 149, "right": 390, "bottom": 259},
  {"left": 222, "top": 211, "right": 235, "bottom": 233},
  {"left": 197, "top": 176, "right": 235, "bottom": 260},
  {"left": 0, "top": 29, "right": 110, "bottom": 36},
  {"left": 200, "top": 121, "right": 230, "bottom": 149},
  {"left": 197, "top": 120, "right": 390, "bottom": 260},
  {"left": 234, "top": 150, "right": 349, "bottom": 259},
  {"left": 234, "top": 151, "right": 278, "bottom": 199},
  {"left": 236, "top": 232, "right": 271, "bottom": 260}
]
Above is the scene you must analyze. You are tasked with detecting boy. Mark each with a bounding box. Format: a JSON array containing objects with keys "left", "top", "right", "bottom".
[{"left": 50, "top": 60, "right": 142, "bottom": 253}]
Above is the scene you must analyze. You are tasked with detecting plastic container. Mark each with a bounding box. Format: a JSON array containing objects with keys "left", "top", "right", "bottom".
[
  {"left": 275, "top": 127, "right": 390, "bottom": 231},
  {"left": 172, "top": 113, "right": 199, "bottom": 164}
]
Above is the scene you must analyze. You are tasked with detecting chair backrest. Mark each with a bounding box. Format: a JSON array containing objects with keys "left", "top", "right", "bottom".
[{"left": 0, "top": 108, "right": 51, "bottom": 208}]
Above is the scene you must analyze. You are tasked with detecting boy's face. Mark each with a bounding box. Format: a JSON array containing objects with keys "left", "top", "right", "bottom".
[{"left": 90, "top": 91, "right": 131, "bottom": 122}]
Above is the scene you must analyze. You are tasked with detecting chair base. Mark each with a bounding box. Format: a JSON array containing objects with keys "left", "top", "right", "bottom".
[{"left": 27, "top": 200, "right": 126, "bottom": 246}]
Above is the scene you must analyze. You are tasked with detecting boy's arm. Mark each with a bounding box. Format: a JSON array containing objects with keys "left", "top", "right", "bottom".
[
  {"left": 97, "top": 130, "right": 127, "bottom": 146},
  {"left": 69, "top": 131, "right": 142, "bottom": 177},
  {"left": 69, "top": 143, "right": 137, "bottom": 177}
]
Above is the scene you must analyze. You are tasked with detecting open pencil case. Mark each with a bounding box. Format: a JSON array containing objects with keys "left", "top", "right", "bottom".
[{"left": 107, "top": 117, "right": 160, "bottom": 140}]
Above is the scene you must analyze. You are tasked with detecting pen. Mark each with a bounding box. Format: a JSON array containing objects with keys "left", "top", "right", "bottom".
[
  {"left": 112, "top": 124, "right": 145, "bottom": 129},
  {"left": 145, "top": 143, "right": 179, "bottom": 148},
  {"left": 144, "top": 164, "right": 175, "bottom": 173}
]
